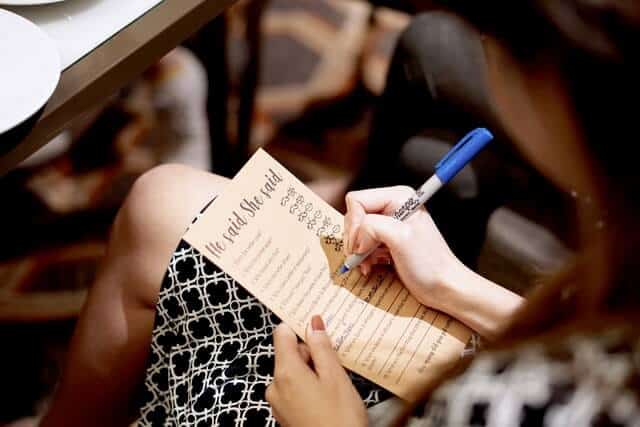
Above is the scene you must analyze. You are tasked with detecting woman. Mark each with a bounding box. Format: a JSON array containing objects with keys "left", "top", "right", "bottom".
[
  {"left": 41, "top": 1, "right": 640, "bottom": 426},
  {"left": 265, "top": 2, "right": 640, "bottom": 425}
]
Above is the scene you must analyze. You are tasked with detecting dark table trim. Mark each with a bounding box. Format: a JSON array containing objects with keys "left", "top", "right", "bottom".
[{"left": 0, "top": 0, "right": 236, "bottom": 176}]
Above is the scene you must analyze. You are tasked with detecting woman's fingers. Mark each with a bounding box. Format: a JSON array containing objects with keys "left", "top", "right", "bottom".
[
  {"left": 368, "top": 247, "right": 392, "bottom": 263},
  {"left": 344, "top": 192, "right": 366, "bottom": 255},
  {"left": 356, "top": 214, "right": 409, "bottom": 256},
  {"left": 268, "top": 317, "right": 369, "bottom": 427},
  {"left": 358, "top": 248, "right": 392, "bottom": 276},
  {"left": 273, "top": 323, "right": 310, "bottom": 378},
  {"left": 298, "top": 343, "right": 311, "bottom": 364},
  {"left": 305, "top": 315, "right": 347, "bottom": 381},
  {"left": 346, "top": 186, "right": 415, "bottom": 215},
  {"left": 344, "top": 186, "right": 416, "bottom": 256}
]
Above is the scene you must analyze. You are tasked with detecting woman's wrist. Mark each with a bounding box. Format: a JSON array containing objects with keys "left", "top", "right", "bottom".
[{"left": 426, "top": 260, "right": 525, "bottom": 339}]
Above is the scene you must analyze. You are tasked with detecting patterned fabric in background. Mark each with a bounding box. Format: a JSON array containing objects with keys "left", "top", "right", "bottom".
[{"left": 417, "top": 330, "right": 640, "bottom": 427}]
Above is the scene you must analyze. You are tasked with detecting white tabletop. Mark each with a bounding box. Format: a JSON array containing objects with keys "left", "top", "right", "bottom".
[{"left": 3, "top": 0, "right": 163, "bottom": 71}]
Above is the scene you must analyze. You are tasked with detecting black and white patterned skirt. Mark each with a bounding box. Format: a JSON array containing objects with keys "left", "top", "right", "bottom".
[{"left": 137, "top": 200, "right": 390, "bottom": 426}]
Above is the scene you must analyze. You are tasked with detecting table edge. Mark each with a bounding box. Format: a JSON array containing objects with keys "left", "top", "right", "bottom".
[{"left": 0, "top": 0, "right": 236, "bottom": 175}]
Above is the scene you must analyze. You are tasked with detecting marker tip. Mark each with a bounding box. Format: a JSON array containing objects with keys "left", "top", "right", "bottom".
[{"left": 336, "top": 265, "right": 350, "bottom": 276}]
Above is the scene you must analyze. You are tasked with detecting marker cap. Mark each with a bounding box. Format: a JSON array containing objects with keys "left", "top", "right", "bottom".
[{"left": 435, "top": 128, "right": 493, "bottom": 183}]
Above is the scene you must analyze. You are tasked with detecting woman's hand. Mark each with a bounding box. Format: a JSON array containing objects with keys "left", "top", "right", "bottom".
[
  {"left": 343, "top": 186, "right": 524, "bottom": 339},
  {"left": 343, "top": 186, "right": 462, "bottom": 312},
  {"left": 266, "top": 316, "right": 367, "bottom": 427}
]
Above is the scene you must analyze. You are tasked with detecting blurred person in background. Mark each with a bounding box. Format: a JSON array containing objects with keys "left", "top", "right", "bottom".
[{"left": 40, "top": 1, "right": 640, "bottom": 426}]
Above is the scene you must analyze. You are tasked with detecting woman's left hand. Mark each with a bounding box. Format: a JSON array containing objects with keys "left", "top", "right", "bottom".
[{"left": 266, "top": 316, "right": 367, "bottom": 427}]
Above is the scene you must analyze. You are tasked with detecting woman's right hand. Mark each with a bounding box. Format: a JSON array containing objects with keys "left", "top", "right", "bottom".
[
  {"left": 343, "top": 186, "right": 464, "bottom": 313},
  {"left": 343, "top": 186, "right": 524, "bottom": 339}
]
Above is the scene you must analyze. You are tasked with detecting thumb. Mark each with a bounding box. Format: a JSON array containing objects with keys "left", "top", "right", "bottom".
[
  {"left": 355, "top": 214, "right": 410, "bottom": 256},
  {"left": 305, "top": 315, "right": 345, "bottom": 379}
]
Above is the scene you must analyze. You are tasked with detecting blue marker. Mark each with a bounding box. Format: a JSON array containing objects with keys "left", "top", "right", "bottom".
[{"left": 337, "top": 127, "right": 494, "bottom": 275}]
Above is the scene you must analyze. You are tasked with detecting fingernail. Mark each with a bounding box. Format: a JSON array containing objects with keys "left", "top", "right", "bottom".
[{"left": 311, "top": 315, "right": 325, "bottom": 332}]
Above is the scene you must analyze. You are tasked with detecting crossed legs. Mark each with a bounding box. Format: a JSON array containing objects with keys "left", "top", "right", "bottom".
[{"left": 41, "top": 165, "right": 228, "bottom": 427}]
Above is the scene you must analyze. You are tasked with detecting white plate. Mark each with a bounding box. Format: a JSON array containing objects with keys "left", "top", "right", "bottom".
[
  {"left": 0, "top": 0, "right": 64, "bottom": 5},
  {"left": 0, "top": 8, "right": 60, "bottom": 134}
]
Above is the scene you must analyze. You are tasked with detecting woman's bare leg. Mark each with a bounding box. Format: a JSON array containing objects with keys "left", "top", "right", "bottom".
[{"left": 41, "top": 165, "right": 228, "bottom": 427}]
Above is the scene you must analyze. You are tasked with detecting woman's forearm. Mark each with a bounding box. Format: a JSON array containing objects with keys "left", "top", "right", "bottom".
[{"left": 427, "top": 262, "right": 525, "bottom": 340}]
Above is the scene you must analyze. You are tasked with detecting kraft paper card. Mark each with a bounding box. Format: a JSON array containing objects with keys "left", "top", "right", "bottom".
[{"left": 184, "top": 149, "right": 472, "bottom": 400}]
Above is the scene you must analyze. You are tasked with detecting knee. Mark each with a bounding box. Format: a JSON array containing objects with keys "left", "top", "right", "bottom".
[
  {"left": 114, "top": 163, "right": 227, "bottom": 250},
  {"left": 114, "top": 164, "right": 193, "bottom": 250},
  {"left": 108, "top": 164, "right": 226, "bottom": 304},
  {"left": 395, "top": 11, "right": 488, "bottom": 112},
  {"left": 398, "top": 11, "right": 472, "bottom": 56}
]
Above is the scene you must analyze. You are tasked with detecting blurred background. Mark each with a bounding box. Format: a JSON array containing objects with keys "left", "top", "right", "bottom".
[{"left": 0, "top": 0, "right": 572, "bottom": 424}]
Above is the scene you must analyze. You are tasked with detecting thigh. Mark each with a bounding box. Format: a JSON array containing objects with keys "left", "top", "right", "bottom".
[{"left": 42, "top": 166, "right": 230, "bottom": 427}]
